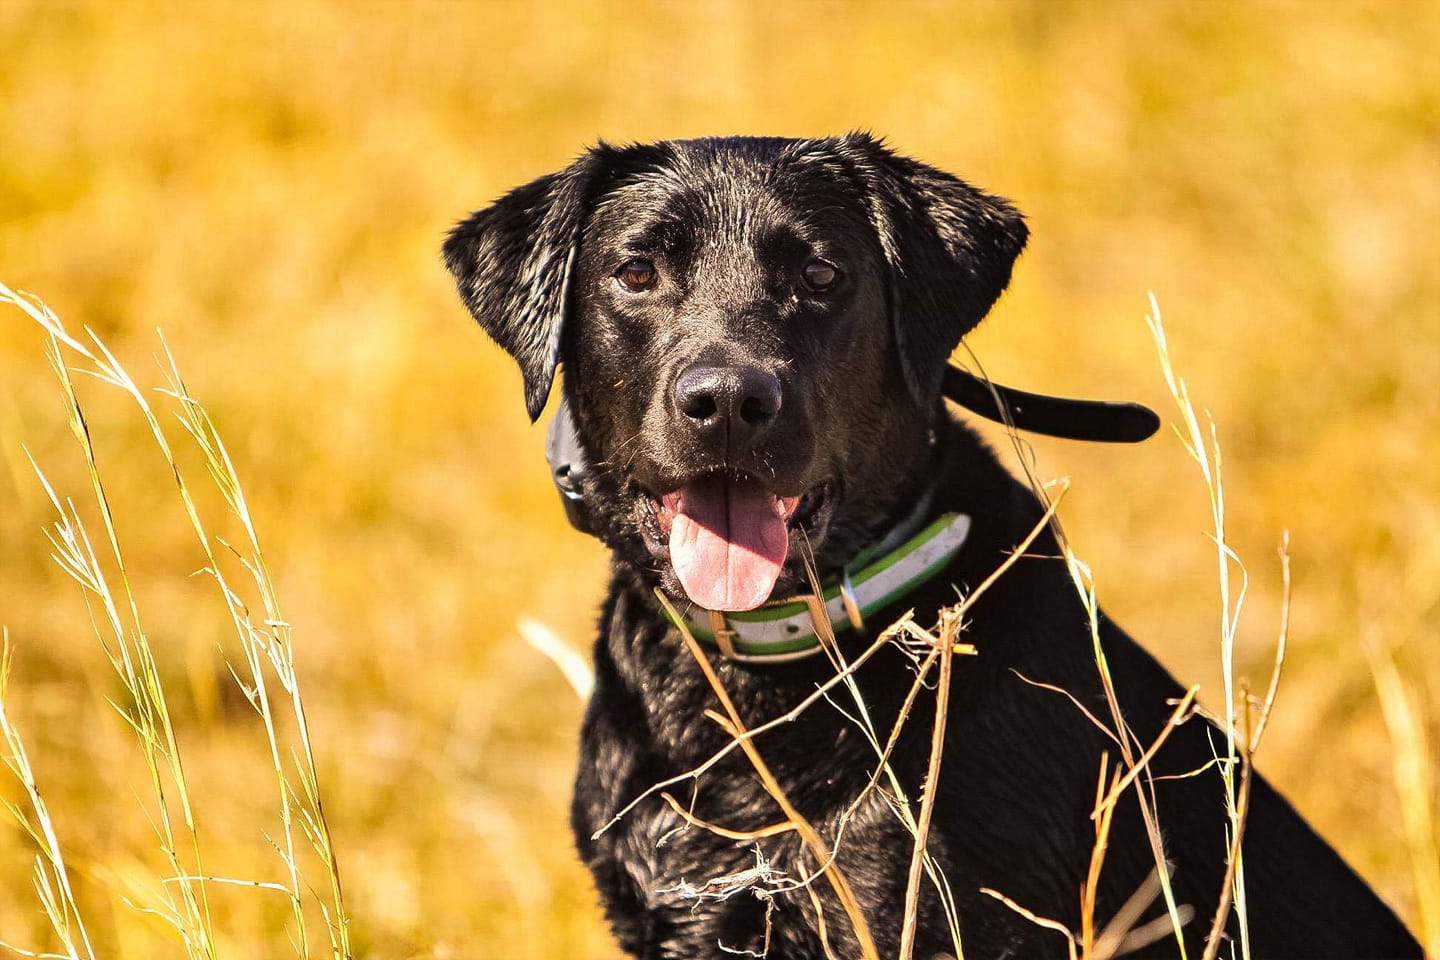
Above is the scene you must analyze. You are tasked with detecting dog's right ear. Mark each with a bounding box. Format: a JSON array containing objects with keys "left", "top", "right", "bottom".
[{"left": 443, "top": 153, "right": 601, "bottom": 422}]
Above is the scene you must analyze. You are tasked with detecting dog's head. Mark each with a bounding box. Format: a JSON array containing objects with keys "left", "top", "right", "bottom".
[{"left": 444, "top": 134, "right": 1026, "bottom": 611}]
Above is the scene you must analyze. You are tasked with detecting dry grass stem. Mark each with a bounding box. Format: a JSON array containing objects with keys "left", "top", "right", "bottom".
[
  {"left": 1249, "top": 537, "right": 1291, "bottom": 752},
  {"left": 1081, "top": 759, "right": 1121, "bottom": 954},
  {"left": 1089, "top": 687, "right": 1200, "bottom": 822},
  {"left": 1149, "top": 294, "right": 1301, "bottom": 960},
  {"left": 1093, "top": 871, "right": 1175, "bottom": 958},
  {"left": 799, "top": 485, "right": 1067, "bottom": 959},
  {"left": 1064, "top": 548, "right": 1192, "bottom": 953},
  {"left": 896, "top": 609, "right": 957, "bottom": 960},
  {"left": 803, "top": 875, "right": 844, "bottom": 960},
  {"left": 658, "top": 793, "right": 796, "bottom": 842},
  {"left": 1009, "top": 672, "right": 1122, "bottom": 748},
  {"left": 0, "top": 632, "right": 98, "bottom": 960},
  {"left": 518, "top": 617, "right": 595, "bottom": 699},
  {"left": 1363, "top": 627, "right": 1440, "bottom": 957},
  {"left": 989, "top": 683, "right": 1204, "bottom": 958},
  {"left": 961, "top": 333, "right": 1194, "bottom": 953},
  {"left": 0, "top": 283, "right": 351, "bottom": 959},
  {"left": 1199, "top": 698, "right": 1256, "bottom": 960},
  {"left": 656, "top": 590, "right": 881, "bottom": 960},
  {"left": 979, "top": 887, "right": 1078, "bottom": 960}
]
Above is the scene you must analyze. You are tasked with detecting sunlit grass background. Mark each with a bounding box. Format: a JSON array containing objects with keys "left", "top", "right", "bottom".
[{"left": 1, "top": 1, "right": 1436, "bottom": 956}]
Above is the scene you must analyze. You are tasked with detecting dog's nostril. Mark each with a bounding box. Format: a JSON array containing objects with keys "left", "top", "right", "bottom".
[
  {"left": 740, "top": 395, "right": 775, "bottom": 425},
  {"left": 742, "top": 371, "right": 781, "bottom": 425},
  {"left": 682, "top": 393, "right": 718, "bottom": 421}
]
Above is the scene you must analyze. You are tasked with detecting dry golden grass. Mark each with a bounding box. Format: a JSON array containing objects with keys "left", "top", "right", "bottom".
[{"left": 1, "top": 1, "right": 1437, "bottom": 957}]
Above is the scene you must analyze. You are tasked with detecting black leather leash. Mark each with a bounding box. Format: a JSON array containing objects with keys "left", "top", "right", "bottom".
[{"left": 942, "top": 364, "right": 1160, "bottom": 444}]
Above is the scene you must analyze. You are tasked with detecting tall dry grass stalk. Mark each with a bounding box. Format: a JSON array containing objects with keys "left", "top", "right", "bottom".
[
  {"left": 0, "top": 282, "right": 350, "bottom": 959},
  {"left": 985, "top": 296, "right": 1295, "bottom": 957},
  {"left": 1147, "top": 293, "right": 1255, "bottom": 958},
  {"left": 1146, "top": 294, "right": 1305, "bottom": 960},
  {"left": 975, "top": 295, "right": 1300, "bottom": 958},
  {"left": 941, "top": 295, "right": 1304, "bottom": 958},
  {"left": 0, "top": 630, "right": 98, "bottom": 960},
  {"left": 1363, "top": 629, "right": 1440, "bottom": 957},
  {"left": 954, "top": 337, "right": 1196, "bottom": 955}
]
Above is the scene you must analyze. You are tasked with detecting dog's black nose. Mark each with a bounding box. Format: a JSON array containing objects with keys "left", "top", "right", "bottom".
[{"left": 674, "top": 363, "right": 782, "bottom": 447}]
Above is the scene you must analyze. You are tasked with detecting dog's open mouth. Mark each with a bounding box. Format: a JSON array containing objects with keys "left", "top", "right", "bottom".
[{"left": 635, "top": 472, "right": 830, "bottom": 612}]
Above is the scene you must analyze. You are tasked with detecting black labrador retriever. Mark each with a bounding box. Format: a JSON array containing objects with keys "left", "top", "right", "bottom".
[{"left": 443, "top": 134, "right": 1419, "bottom": 959}]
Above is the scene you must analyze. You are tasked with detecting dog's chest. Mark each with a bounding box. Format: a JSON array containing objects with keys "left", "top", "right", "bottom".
[
  {"left": 577, "top": 755, "right": 905, "bottom": 959},
  {"left": 575, "top": 685, "right": 778, "bottom": 937},
  {"left": 574, "top": 668, "right": 936, "bottom": 959}
]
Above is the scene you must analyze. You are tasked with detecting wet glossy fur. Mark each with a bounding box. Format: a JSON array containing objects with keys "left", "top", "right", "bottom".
[{"left": 444, "top": 134, "right": 1419, "bottom": 959}]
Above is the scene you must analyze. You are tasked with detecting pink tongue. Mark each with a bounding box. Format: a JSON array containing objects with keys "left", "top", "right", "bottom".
[{"left": 669, "top": 474, "right": 789, "bottom": 611}]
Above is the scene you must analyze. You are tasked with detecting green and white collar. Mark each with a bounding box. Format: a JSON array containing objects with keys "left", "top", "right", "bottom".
[{"left": 663, "top": 511, "right": 972, "bottom": 664}]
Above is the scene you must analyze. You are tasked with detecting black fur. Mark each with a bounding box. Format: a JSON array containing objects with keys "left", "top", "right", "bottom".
[{"left": 445, "top": 134, "right": 1419, "bottom": 959}]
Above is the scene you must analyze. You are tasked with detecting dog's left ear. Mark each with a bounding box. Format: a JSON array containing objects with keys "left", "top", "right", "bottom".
[
  {"left": 842, "top": 133, "right": 1029, "bottom": 404},
  {"left": 443, "top": 152, "right": 603, "bottom": 421}
]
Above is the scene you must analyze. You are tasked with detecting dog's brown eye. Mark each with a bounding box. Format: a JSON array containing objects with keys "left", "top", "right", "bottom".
[
  {"left": 802, "top": 259, "right": 839, "bottom": 292},
  {"left": 617, "top": 259, "right": 657, "bottom": 291}
]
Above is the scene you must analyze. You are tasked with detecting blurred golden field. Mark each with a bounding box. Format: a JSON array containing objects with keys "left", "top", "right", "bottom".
[{"left": 0, "top": 1, "right": 1437, "bottom": 957}]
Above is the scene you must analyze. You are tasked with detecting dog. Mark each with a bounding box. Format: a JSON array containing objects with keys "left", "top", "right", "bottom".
[{"left": 443, "top": 134, "right": 1420, "bottom": 959}]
